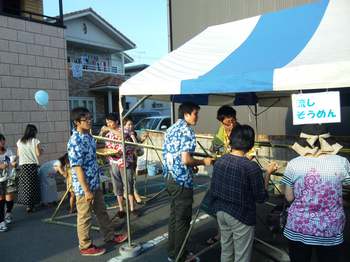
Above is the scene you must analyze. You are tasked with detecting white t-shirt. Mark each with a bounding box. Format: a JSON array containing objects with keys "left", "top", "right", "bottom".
[{"left": 17, "top": 138, "right": 40, "bottom": 165}]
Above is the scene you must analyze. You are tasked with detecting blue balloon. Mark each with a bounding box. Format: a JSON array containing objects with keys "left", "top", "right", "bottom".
[{"left": 34, "top": 90, "right": 49, "bottom": 107}]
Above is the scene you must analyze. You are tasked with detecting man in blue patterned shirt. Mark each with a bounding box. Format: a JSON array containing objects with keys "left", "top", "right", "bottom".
[
  {"left": 67, "top": 107, "right": 127, "bottom": 257},
  {"left": 163, "top": 102, "right": 213, "bottom": 262}
]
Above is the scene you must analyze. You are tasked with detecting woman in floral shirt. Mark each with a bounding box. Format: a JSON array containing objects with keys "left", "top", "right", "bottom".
[
  {"left": 281, "top": 125, "right": 350, "bottom": 262},
  {"left": 104, "top": 115, "right": 138, "bottom": 217}
]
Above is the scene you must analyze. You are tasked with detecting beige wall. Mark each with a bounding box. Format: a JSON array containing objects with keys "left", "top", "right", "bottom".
[
  {"left": 21, "top": 0, "right": 43, "bottom": 14},
  {"left": 0, "top": 15, "right": 69, "bottom": 162},
  {"left": 170, "top": 0, "right": 314, "bottom": 49}
]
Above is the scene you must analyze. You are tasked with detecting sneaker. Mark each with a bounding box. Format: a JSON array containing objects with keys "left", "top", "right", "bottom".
[
  {"left": 5, "top": 213, "right": 12, "bottom": 224},
  {"left": 0, "top": 221, "right": 8, "bottom": 232},
  {"left": 110, "top": 233, "right": 128, "bottom": 244},
  {"left": 80, "top": 245, "right": 106, "bottom": 256}
]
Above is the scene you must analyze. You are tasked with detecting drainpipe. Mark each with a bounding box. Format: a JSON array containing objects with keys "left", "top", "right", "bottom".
[
  {"left": 167, "top": 0, "right": 173, "bottom": 52},
  {"left": 58, "top": 0, "right": 64, "bottom": 26},
  {"left": 108, "top": 90, "right": 113, "bottom": 113}
]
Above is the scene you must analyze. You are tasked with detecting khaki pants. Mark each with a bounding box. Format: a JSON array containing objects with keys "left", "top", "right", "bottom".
[{"left": 76, "top": 189, "right": 115, "bottom": 249}]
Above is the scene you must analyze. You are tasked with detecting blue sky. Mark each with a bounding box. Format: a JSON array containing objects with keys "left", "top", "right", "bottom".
[{"left": 43, "top": 0, "right": 169, "bottom": 65}]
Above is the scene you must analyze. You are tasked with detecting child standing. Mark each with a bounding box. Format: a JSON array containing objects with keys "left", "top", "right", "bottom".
[
  {"left": 0, "top": 134, "right": 17, "bottom": 232},
  {"left": 67, "top": 107, "right": 127, "bottom": 256},
  {"left": 57, "top": 153, "right": 76, "bottom": 214}
]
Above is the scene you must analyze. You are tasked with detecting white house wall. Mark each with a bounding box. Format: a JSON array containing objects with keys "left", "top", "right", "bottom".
[
  {"left": 65, "top": 18, "right": 124, "bottom": 51},
  {"left": 111, "top": 53, "right": 124, "bottom": 74}
]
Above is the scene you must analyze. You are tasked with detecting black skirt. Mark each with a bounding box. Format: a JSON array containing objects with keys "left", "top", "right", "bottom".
[{"left": 17, "top": 164, "right": 41, "bottom": 207}]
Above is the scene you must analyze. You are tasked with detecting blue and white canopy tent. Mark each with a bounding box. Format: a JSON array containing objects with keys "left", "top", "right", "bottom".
[
  {"left": 115, "top": 0, "right": 350, "bottom": 255},
  {"left": 120, "top": 0, "right": 350, "bottom": 106}
]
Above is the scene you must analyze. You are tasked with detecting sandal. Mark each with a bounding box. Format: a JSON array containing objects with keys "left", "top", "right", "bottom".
[{"left": 136, "top": 200, "right": 145, "bottom": 205}]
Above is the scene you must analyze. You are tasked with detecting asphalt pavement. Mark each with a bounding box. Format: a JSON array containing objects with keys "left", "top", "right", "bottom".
[{"left": 1, "top": 175, "right": 349, "bottom": 262}]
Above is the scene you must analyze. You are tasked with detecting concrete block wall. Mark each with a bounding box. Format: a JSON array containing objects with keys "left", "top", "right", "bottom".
[{"left": 0, "top": 15, "right": 69, "bottom": 163}]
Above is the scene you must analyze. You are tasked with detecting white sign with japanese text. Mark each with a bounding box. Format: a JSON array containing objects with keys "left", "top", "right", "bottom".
[{"left": 292, "top": 91, "right": 341, "bottom": 125}]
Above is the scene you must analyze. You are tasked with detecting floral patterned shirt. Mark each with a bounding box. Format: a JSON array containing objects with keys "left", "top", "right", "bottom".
[
  {"left": 105, "top": 129, "right": 135, "bottom": 168},
  {"left": 162, "top": 119, "right": 196, "bottom": 188},
  {"left": 67, "top": 130, "right": 102, "bottom": 196},
  {"left": 281, "top": 155, "right": 350, "bottom": 245}
]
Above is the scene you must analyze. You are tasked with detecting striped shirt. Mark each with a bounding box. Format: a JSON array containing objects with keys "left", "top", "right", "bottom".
[{"left": 281, "top": 155, "right": 350, "bottom": 246}]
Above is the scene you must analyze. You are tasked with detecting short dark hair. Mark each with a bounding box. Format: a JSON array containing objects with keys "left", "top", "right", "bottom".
[
  {"left": 106, "top": 112, "right": 119, "bottom": 123},
  {"left": 21, "top": 124, "right": 38, "bottom": 143},
  {"left": 217, "top": 105, "right": 236, "bottom": 122},
  {"left": 71, "top": 107, "right": 90, "bottom": 127},
  {"left": 178, "top": 102, "right": 200, "bottom": 119},
  {"left": 122, "top": 116, "right": 133, "bottom": 126},
  {"left": 0, "top": 134, "right": 5, "bottom": 141},
  {"left": 229, "top": 125, "right": 255, "bottom": 153}
]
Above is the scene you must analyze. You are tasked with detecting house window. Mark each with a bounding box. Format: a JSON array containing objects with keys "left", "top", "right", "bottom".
[
  {"left": 69, "top": 97, "right": 96, "bottom": 123},
  {"left": 82, "top": 23, "right": 87, "bottom": 34},
  {"left": 152, "top": 102, "right": 163, "bottom": 108}
]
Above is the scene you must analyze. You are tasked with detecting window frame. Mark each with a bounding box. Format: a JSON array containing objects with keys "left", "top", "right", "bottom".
[{"left": 69, "top": 96, "right": 97, "bottom": 123}]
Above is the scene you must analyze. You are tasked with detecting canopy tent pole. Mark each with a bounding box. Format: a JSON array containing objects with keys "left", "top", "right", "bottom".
[
  {"left": 116, "top": 95, "right": 150, "bottom": 257},
  {"left": 171, "top": 99, "right": 175, "bottom": 124},
  {"left": 118, "top": 95, "right": 132, "bottom": 248},
  {"left": 254, "top": 103, "right": 258, "bottom": 137}
]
